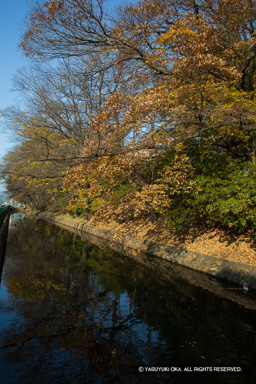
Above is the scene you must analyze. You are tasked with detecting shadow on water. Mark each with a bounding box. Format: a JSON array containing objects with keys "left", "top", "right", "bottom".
[{"left": 0, "top": 216, "right": 256, "bottom": 383}]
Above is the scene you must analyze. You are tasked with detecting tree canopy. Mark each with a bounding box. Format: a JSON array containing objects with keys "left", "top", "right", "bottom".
[{"left": 1, "top": 0, "right": 256, "bottom": 233}]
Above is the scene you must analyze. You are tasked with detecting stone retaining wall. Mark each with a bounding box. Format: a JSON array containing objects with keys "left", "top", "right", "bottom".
[
  {"left": 0, "top": 210, "right": 10, "bottom": 281},
  {"left": 39, "top": 213, "right": 256, "bottom": 291}
]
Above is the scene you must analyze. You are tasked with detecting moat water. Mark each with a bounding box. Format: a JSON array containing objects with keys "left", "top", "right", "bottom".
[{"left": 0, "top": 215, "right": 256, "bottom": 383}]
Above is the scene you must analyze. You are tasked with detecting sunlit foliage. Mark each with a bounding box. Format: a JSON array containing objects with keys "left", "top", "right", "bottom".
[{"left": 1, "top": 0, "right": 256, "bottom": 234}]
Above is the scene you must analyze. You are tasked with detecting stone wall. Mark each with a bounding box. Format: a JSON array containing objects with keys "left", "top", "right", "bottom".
[
  {"left": 0, "top": 209, "right": 10, "bottom": 282},
  {"left": 38, "top": 213, "right": 256, "bottom": 291}
]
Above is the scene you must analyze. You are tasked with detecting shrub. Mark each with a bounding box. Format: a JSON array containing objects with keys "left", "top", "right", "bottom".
[{"left": 168, "top": 156, "right": 256, "bottom": 234}]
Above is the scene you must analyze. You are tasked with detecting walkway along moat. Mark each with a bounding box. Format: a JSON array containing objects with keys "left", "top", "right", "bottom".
[{"left": 0, "top": 215, "right": 256, "bottom": 383}]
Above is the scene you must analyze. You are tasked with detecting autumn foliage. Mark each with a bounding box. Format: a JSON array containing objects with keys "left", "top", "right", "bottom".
[{"left": 1, "top": 0, "right": 256, "bottom": 234}]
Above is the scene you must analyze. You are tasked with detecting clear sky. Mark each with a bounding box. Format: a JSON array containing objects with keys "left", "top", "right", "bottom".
[
  {"left": 0, "top": 0, "right": 31, "bottom": 191},
  {"left": 0, "top": 0, "right": 133, "bottom": 193}
]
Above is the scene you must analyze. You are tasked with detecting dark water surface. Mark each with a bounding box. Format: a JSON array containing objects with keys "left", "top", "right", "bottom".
[{"left": 0, "top": 216, "right": 256, "bottom": 384}]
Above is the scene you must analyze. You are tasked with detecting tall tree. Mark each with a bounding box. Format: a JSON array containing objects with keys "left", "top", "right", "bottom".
[
  {"left": 2, "top": 0, "right": 256, "bottom": 227},
  {"left": 20, "top": 0, "right": 256, "bottom": 158}
]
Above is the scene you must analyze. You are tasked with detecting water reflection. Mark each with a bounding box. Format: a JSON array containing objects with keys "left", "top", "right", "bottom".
[
  {"left": 9, "top": 212, "right": 26, "bottom": 226},
  {"left": 0, "top": 217, "right": 256, "bottom": 383}
]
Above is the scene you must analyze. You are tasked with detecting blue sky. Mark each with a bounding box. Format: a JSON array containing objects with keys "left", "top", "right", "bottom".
[
  {"left": 0, "top": 0, "right": 30, "bottom": 191},
  {"left": 0, "top": 0, "right": 132, "bottom": 193}
]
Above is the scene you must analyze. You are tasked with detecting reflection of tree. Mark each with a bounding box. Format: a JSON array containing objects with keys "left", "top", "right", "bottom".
[
  {"left": 2, "top": 218, "right": 256, "bottom": 383},
  {"left": 8, "top": 273, "right": 66, "bottom": 301},
  {"left": 3, "top": 219, "right": 157, "bottom": 382}
]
